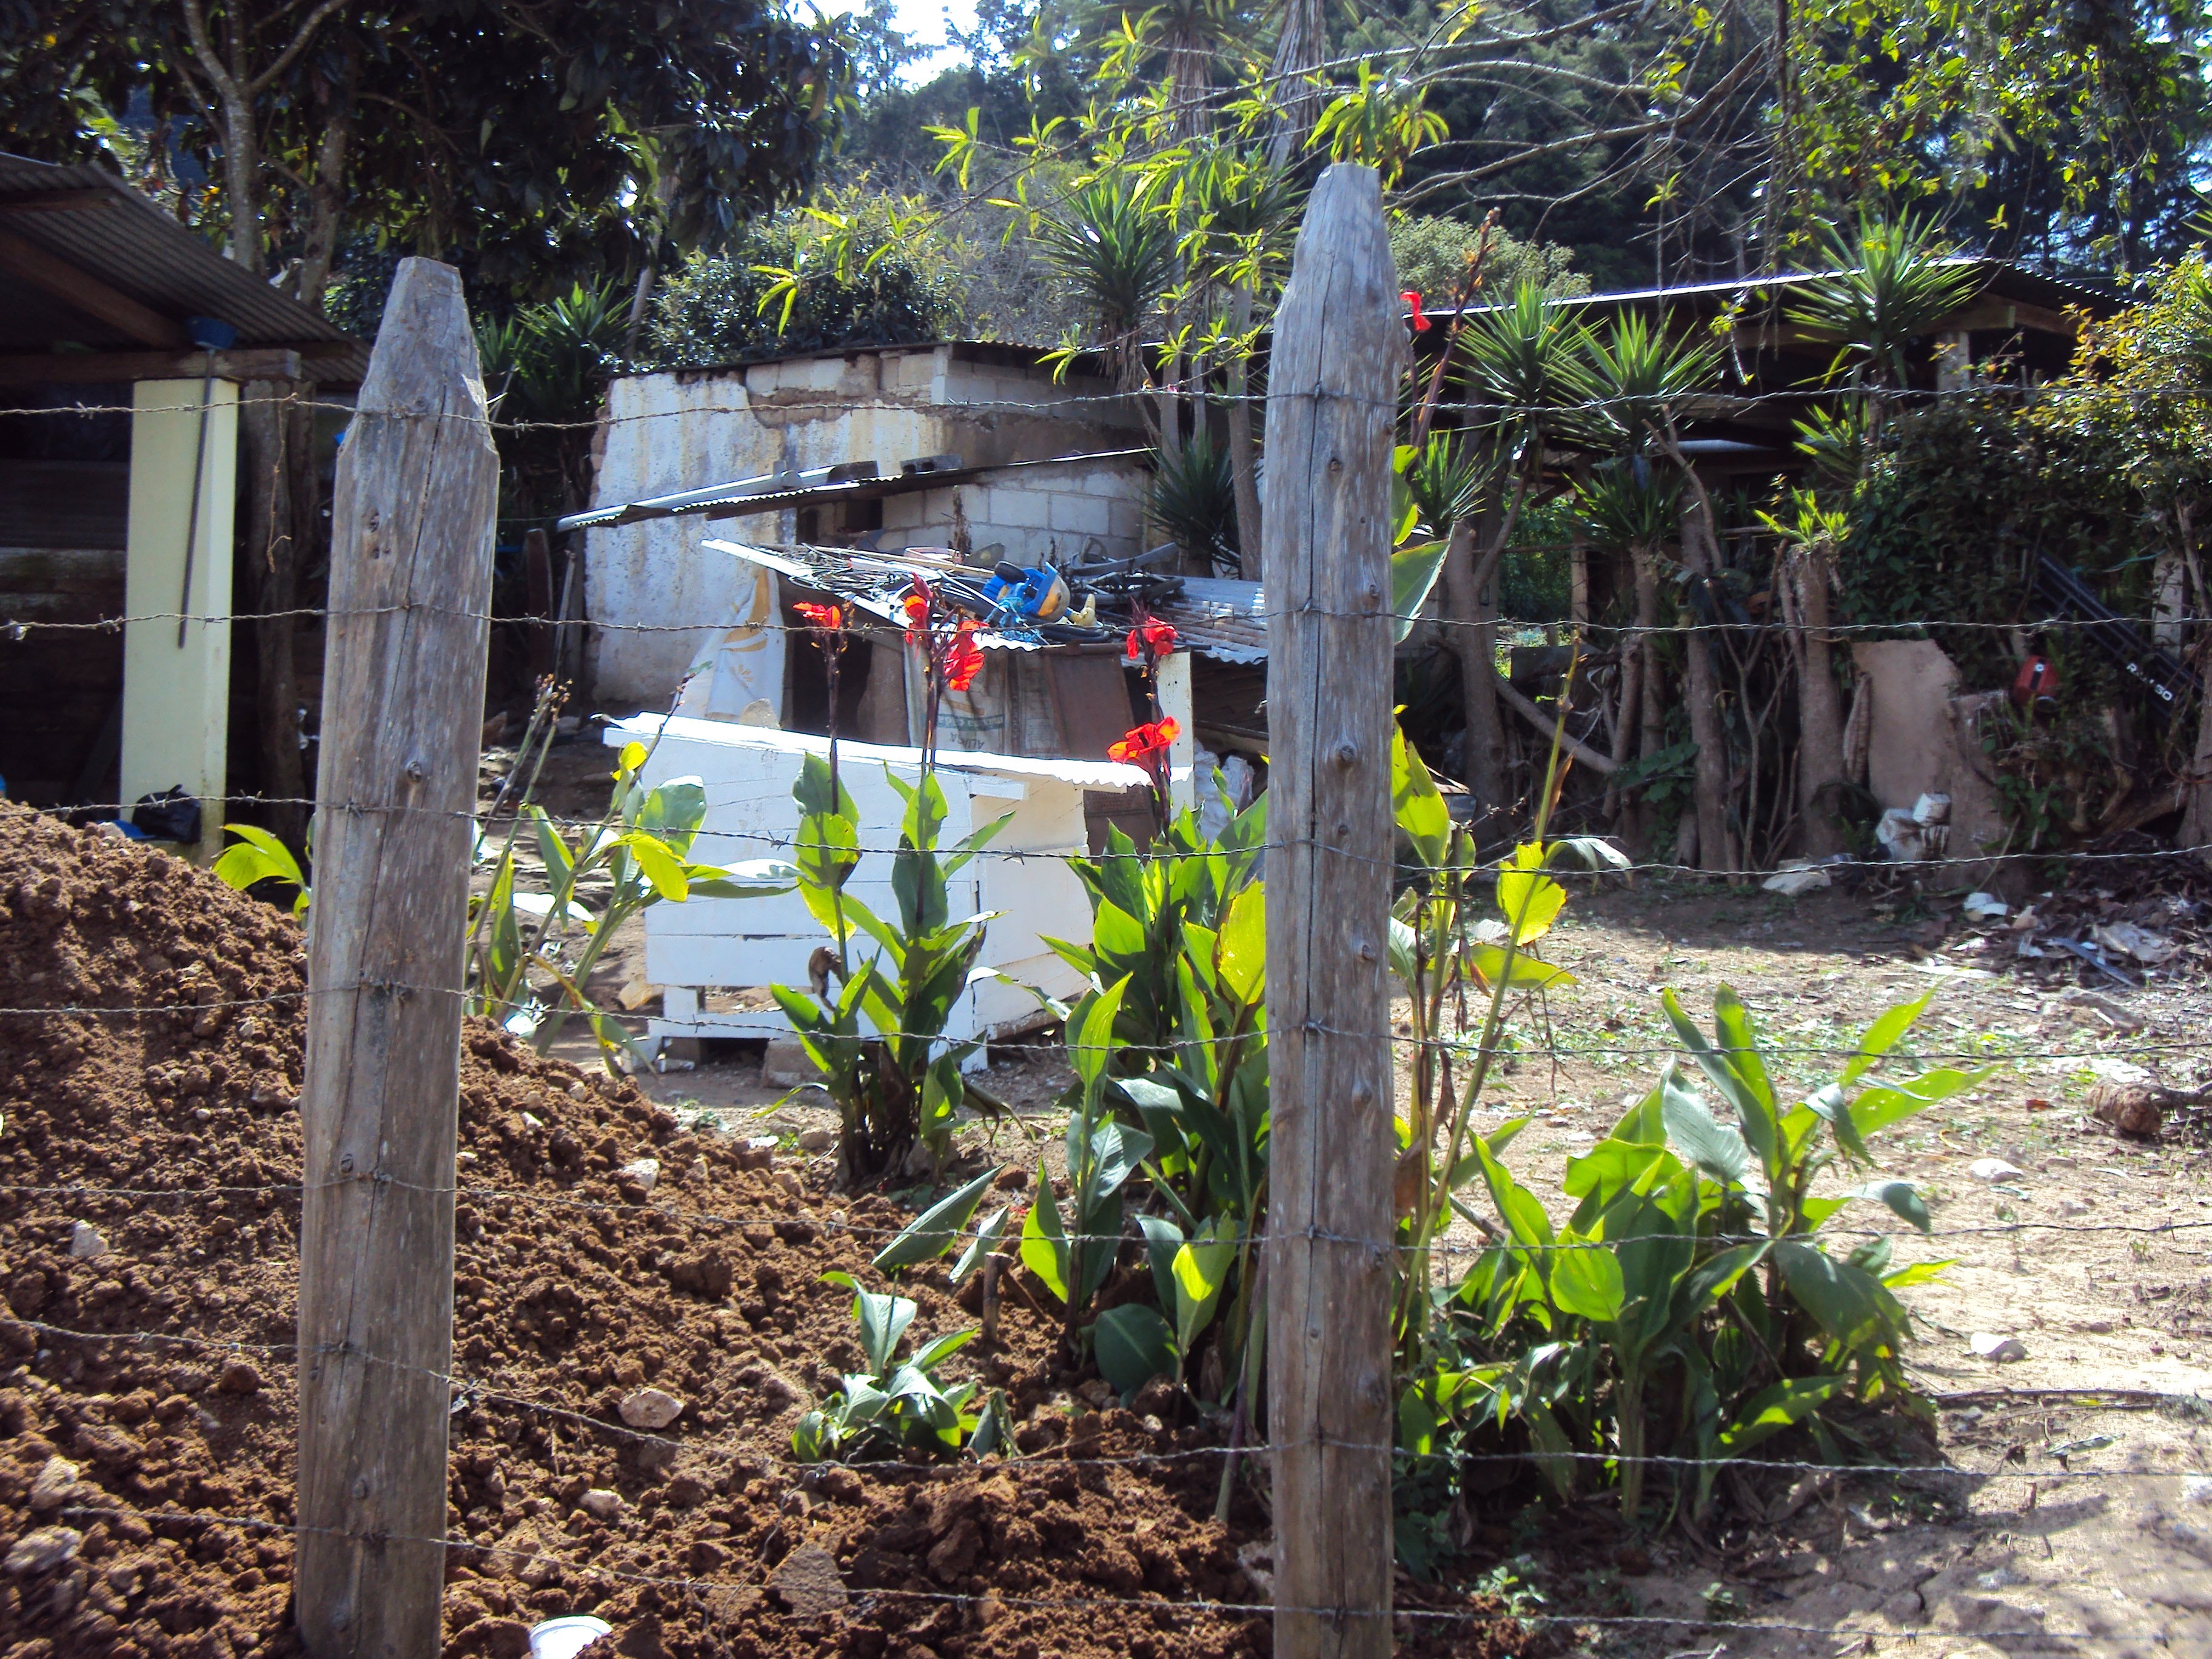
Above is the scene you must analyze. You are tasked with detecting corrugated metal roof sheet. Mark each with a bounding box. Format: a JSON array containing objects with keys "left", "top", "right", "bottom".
[
  {"left": 1155, "top": 576, "right": 1267, "bottom": 663},
  {"left": 0, "top": 153, "right": 358, "bottom": 359}
]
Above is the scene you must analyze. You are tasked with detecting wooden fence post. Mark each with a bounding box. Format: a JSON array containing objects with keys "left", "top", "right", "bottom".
[
  {"left": 297, "top": 258, "right": 498, "bottom": 1657},
  {"left": 1262, "top": 164, "right": 1404, "bottom": 1659}
]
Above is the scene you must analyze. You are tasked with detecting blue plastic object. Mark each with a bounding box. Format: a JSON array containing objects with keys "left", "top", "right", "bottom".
[
  {"left": 186, "top": 316, "right": 241, "bottom": 351},
  {"left": 982, "top": 563, "right": 1065, "bottom": 620}
]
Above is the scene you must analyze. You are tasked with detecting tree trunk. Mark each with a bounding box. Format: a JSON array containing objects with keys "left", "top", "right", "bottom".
[
  {"left": 1678, "top": 503, "right": 1736, "bottom": 874},
  {"left": 1227, "top": 286, "right": 1264, "bottom": 580},
  {"left": 1790, "top": 541, "right": 1849, "bottom": 857},
  {"left": 1637, "top": 548, "right": 1665, "bottom": 764},
  {"left": 1443, "top": 517, "right": 1510, "bottom": 826}
]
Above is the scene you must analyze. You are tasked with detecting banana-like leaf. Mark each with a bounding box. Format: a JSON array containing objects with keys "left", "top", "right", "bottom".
[
  {"left": 1467, "top": 943, "right": 1575, "bottom": 990},
  {"left": 1216, "top": 884, "right": 1265, "bottom": 1005},
  {"left": 1660, "top": 1066, "right": 1754, "bottom": 1187},
  {"left": 1391, "top": 728, "right": 1452, "bottom": 870},
  {"left": 1840, "top": 990, "right": 1934, "bottom": 1086},
  {"left": 1018, "top": 1176, "right": 1071, "bottom": 1305},
  {"left": 873, "top": 1165, "right": 1005, "bottom": 1273},
  {"left": 1855, "top": 1178, "right": 1932, "bottom": 1233},
  {"left": 1713, "top": 1375, "right": 1846, "bottom": 1458},
  {"left": 948, "top": 1205, "right": 1012, "bottom": 1289},
  {"left": 1495, "top": 843, "right": 1567, "bottom": 943},
  {"left": 1392, "top": 537, "right": 1449, "bottom": 642},
  {"left": 1093, "top": 1303, "right": 1177, "bottom": 1397}
]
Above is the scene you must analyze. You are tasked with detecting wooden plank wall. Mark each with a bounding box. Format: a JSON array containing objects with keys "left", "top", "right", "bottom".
[{"left": 0, "top": 458, "right": 128, "bottom": 804}]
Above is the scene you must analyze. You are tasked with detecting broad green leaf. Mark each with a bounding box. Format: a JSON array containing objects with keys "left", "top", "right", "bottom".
[
  {"left": 1217, "top": 885, "right": 1266, "bottom": 1005},
  {"left": 1659, "top": 1066, "right": 1753, "bottom": 1187},
  {"left": 911, "top": 1327, "right": 978, "bottom": 1372},
  {"left": 1495, "top": 843, "right": 1566, "bottom": 943},
  {"left": 1093, "top": 1303, "right": 1177, "bottom": 1396},
  {"left": 1170, "top": 1226, "right": 1236, "bottom": 1352},
  {"left": 1068, "top": 976, "right": 1131, "bottom": 1093},
  {"left": 1136, "top": 1213, "right": 1185, "bottom": 1312},
  {"left": 1391, "top": 728, "right": 1451, "bottom": 870},
  {"left": 1663, "top": 989, "right": 1778, "bottom": 1181},
  {"left": 873, "top": 1165, "right": 1005, "bottom": 1273},
  {"left": 623, "top": 833, "right": 689, "bottom": 900},
  {"left": 1467, "top": 943, "right": 1576, "bottom": 991},
  {"left": 1714, "top": 1375, "right": 1846, "bottom": 1458},
  {"left": 949, "top": 1205, "right": 1011, "bottom": 1289},
  {"left": 1775, "top": 1239, "right": 1905, "bottom": 1351},
  {"left": 1548, "top": 1236, "right": 1626, "bottom": 1322},
  {"left": 836, "top": 1280, "right": 916, "bottom": 1377},
  {"left": 1840, "top": 991, "right": 1934, "bottom": 1085},
  {"left": 1017, "top": 1178, "right": 1071, "bottom": 1305},
  {"left": 1880, "top": 1259, "right": 1954, "bottom": 1290},
  {"left": 1390, "top": 537, "right": 1449, "bottom": 643},
  {"left": 1848, "top": 1066, "right": 1992, "bottom": 1139},
  {"left": 1543, "top": 836, "right": 1631, "bottom": 871},
  {"left": 1856, "top": 1179, "right": 1932, "bottom": 1233}
]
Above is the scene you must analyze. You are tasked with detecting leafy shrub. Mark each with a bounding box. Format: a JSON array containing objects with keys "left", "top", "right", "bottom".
[
  {"left": 1389, "top": 214, "right": 1590, "bottom": 305},
  {"left": 1403, "top": 985, "right": 1979, "bottom": 1524},
  {"left": 640, "top": 191, "right": 964, "bottom": 368},
  {"left": 1147, "top": 430, "right": 1241, "bottom": 574}
]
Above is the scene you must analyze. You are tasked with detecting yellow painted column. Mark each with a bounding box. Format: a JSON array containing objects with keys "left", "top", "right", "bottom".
[{"left": 122, "top": 377, "right": 238, "bottom": 862}]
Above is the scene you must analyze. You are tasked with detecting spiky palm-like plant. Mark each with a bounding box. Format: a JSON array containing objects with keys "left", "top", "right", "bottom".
[{"left": 1786, "top": 213, "right": 1980, "bottom": 390}]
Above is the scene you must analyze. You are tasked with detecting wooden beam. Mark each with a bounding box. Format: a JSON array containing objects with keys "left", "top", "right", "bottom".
[
  {"left": 0, "top": 227, "right": 189, "bottom": 347},
  {"left": 0, "top": 189, "right": 113, "bottom": 214},
  {"left": 1262, "top": 162, "right": 1401, "bottom": 1659},
  {"left": 296, "top": 258, "right": 498, "bottom": 1659},
  {"left": 0, "top": 349, "right": 303, "bottom": 386}
]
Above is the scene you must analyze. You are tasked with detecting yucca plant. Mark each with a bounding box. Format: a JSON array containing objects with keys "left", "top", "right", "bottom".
[
  {"left": 1786, "top": 213, "right": 1980, "bottom": 392},
  {"left": 1147, "top": 426, "right": 1241, "bottom": 572},
  {"left": 1031, "top": 175, "right": 1179, "bottom": 353},
  {"left": 1581, "top": 310, "right": 1723, "bottom": 455}
]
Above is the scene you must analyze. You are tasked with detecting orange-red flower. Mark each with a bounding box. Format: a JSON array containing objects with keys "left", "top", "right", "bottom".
[
  {"left": 1402, "top": 290, "right": 1431, "bottom": 332},
  {"left": 794, "top": 601, "right": 843, "bottom": 629},
  {"left": 1124, "top": 615, "right": 1179, "bottom": 663},
  {"left": 945, "top": 620, "right": 984, "bottom": 692},
  {"left": 902, "top": 580, "right": 932, "bottom": 642},
  {"left": 1108, "top": 717, "right": 1179, "bottom": 763}
]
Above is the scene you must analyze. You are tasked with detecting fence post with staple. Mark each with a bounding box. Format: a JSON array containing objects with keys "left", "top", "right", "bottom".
[
  {"left": 295, "top": 257, "right": 498, "bottom": 1657},
  {"left": 1261, "top": 163, "right": 1404, "bottom": 1659}
]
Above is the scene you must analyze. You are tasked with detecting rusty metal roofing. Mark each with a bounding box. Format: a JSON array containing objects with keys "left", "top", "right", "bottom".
[{"left": 0, "top": 153, "right": 359, "bottom": 361}]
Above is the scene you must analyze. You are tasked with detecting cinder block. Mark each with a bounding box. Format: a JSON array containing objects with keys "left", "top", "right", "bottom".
[
  {"left": 1048, "top": 493, "right": 1113, "bottom": 535},
  {"left": 1108, "top": 501, "right": 1147, "bottom": 542},
  {"left": 989, "top": 489, "right": 1051, "bottom": 528}
]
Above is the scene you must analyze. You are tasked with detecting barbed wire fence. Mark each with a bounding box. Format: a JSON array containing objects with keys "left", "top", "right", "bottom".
[{"left": 9, "top": 208, "right": 2212, "bottom": 1654}]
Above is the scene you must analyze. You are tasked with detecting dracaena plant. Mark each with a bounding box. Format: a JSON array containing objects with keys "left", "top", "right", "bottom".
[
  {"left": 773, "top": 754, "right": 1015, "bottom": 1187},
  {"left": 1408, "top": 987, "right": 1980, "bottom": 1532}
]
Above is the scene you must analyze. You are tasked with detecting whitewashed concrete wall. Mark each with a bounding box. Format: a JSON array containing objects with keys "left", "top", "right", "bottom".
[{"left": 585, "top": 346, "right": 1148, "bottom": 704}]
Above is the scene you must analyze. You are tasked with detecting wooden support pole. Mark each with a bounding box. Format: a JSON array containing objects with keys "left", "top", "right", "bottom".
[
  {"left": 1262, "top": 164, "right": 1403, "bottom": 1659},
  {"left": 297, "top": 258, "right": 498, "bottom": 1658}
]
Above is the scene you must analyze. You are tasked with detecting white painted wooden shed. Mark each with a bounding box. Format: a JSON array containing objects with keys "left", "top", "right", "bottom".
[{"left": 603, "top": 713, "right": 1152, "bottom": 1056}]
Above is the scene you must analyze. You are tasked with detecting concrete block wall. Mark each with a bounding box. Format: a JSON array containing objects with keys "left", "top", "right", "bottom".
[{"left": 585, "top": 346, "right": 1148, "bottom": 704}]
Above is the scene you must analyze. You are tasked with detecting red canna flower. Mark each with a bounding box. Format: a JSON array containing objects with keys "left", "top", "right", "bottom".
[
  {"left": 902, "top": 580, "right": 932, "bottom": 642},
  {"left": 1108, "top": 716, "right": 1179, "bottom": 763},
  {"left": 945, "top": 620, "right": 985, "bottom": 692},
  {"left": 794, "top": 601, "right": 843, "bottom": 629},
  {"left": 1124, "top": 614, "right": 1179, "bottom": 663},
  {"left": 1402, "top": 290, "right": 1430, "bottom": 332}
]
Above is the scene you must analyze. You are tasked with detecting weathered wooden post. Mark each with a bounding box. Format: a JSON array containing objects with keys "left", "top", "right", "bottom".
[
  {"left": 1263, "top": 164, "right": 1403, "bottom": 1659},
  {"left": 297, "top": 258, "right": 498, "bottom": 1657}
]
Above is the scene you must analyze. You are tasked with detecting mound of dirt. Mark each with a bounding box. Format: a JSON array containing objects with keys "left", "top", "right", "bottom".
[{"left": 0, "top": 807, "right": 1524, "bottom": 1658}]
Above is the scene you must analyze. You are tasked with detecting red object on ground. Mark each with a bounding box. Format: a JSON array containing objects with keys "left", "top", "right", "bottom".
[{"left": 2011, "top": 653, "right": 2059, "bottom": 707}]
